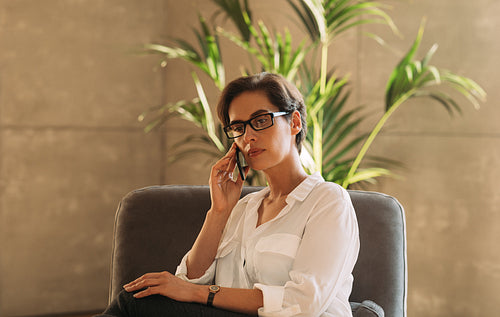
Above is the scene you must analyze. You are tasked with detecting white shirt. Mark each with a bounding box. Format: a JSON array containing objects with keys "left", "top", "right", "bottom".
[{"left": 176, "top": 173, "right": 360, "bottom": 317}]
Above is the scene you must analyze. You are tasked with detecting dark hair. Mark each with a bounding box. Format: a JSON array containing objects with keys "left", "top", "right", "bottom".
[{"left": 217, "top": 73, "right": 307, "bottom": 153}]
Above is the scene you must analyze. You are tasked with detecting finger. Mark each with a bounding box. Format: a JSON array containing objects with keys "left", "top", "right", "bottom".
[
  {"left": 226, "top": 153, "right": 237, "bottom": 175},
  {"left": 226, "top": 144, "right": 240, "bottom": 171},
  {"left": 123, "top": 273, "right": 151, "bottom": 288},
  {"left": 214, "top": 168, "right": 231, "bottom": 183},
  {"left": 220, "top": 143, "right": 237, "bottom": 161},
  {"left": 132, "top": 286, "right": 160, "bottom": 298},
  {"left": 124, "top": 273, "right": 162, "bottom": 291},
  {"left": 243, "top": 166, "right": 250, "bottom": 179},
  {"left": 227, "top": 142, "right": 238, "bottom": 155},
  {"left": 235, "top": 166, "right": 250, "bottom": 185},
  {"left": 123, "top": 278, "right": 143, "bottom": 289},
  {"left": 214, "top": 160, "right": 237, "bottom": 183},
  {"left": 125, "top": 279, "right": 160, "bottom": 292},
  {"left": 211, "top": 157, "right": 232, "bottom": 177},
  {"left": 211, "top": 144, "right": 238, "bottom": 173}
]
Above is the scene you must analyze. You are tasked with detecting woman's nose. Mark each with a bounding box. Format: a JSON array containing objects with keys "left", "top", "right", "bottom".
[{"left": 242, "top": 124, "right": 257, "bottom": 143}]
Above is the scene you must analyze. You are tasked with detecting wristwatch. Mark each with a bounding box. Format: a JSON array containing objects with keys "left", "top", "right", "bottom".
[{"left": 207, "top": 285, "right": 221, "bottom": 307}]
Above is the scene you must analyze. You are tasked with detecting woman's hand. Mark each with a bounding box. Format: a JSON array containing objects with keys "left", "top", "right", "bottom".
[
  {"left": 209, "top": 143, "right": 249, "bottom": 217},
  {"left": 123, "top": 271, "right": 199, "bottom": 302}
]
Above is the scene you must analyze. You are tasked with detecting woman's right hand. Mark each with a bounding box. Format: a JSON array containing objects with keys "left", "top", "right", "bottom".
[{"left": 209, "top": 143, "right": 248, "bottom": 217}]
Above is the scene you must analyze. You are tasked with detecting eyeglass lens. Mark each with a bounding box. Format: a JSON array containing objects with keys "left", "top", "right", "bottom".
[{"left": 225, "top": 113, "right": 274, "bottom": 138}]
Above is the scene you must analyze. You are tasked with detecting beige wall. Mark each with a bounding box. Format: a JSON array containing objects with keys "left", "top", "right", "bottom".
[
  {"left": 0, "top": 0, "right": 498, "bottom": 316},
  {"left": 0, "top": 0, "right": 169, "bottom": 315},
  {"left": 359, "top": 2, "right": 500, "bottom": 316}
]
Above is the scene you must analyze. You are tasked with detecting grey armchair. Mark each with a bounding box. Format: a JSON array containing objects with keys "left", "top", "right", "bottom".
[{"left": 108, "top": 185, "right": 407, "bottom": 317}]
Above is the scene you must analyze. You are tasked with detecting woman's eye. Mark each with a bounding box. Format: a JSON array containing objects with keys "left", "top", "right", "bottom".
[
  {"left": 233, "top": 125, "right": 244, "bottom": 133},
  {"left": 254, "top": 117, "right": 269, "bottom": 126}
]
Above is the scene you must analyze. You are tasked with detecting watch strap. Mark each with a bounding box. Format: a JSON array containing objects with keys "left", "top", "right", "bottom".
[
  {"left": 207, "top": 285, "right": 220, "bottom": 307},
  {"left": 207, "top": 291, "right": 216, "bottom": 307}
]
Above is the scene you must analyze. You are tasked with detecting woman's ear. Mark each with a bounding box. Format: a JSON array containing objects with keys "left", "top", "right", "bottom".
[{"left": 290, "top": 110, "right": 302, "bottom": 136}]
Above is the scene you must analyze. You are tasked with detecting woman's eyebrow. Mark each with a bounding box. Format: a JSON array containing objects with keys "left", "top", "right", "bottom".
[
  {"left": 250, "top": 109, "right": 270, "bottom": 117},
  {"left": 229, "top": 109, "right": 270, "bottom": 124}
]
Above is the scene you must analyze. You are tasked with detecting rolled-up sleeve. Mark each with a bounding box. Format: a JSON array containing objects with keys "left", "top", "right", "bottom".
[
  {"left": 254, "top": 284, "right": 301, "bottom": 316},
  {"left": 175, "top": 250, "right": 216, "bottom": 285}
]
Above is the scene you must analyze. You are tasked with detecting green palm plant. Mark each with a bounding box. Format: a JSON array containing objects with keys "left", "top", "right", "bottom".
[
  {"left": 138, "top": 72, "right": 227, "bottom": 160},
  {"left": 283, "top": 0, "right": 400, "bottom": 183},
  {"left": 342, "top": 21, "right": 487, "bottom": 187},
  {"left": 219, "top": 12, "right": 308, "bottom": 81},
  {"left": 145, "top": 15, "right": 226, "bottom": 90},
  {"left": 139, "top": 13, "right": 229, "bottom": 163},
  {"left": 286, "top": 0, "right": 399, "bottom": 93},
  {"left": 138, "top": 0, "right": 486, "bottom": 187}
]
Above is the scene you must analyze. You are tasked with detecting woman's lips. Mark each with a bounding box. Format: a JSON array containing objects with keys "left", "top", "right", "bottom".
[{"left": 248, "top": 148, "right": 264, "bottom": 158}]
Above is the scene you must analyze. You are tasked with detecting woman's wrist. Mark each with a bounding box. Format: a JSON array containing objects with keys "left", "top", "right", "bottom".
[
  {"left": 191, "top": 284, "right": 210, "bottom": 304},
  {"left": 206, "top": 208, "right": 232, "bottom": 227}
]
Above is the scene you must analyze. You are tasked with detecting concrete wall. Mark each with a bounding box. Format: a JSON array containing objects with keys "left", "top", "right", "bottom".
[
  {"left": 0, "top": 0, "right": 498, "bottom": 316},
  {"left": 0, "top": 0, "right": 169, "bottom": 315},
  {"left": 359, "top": 1, "right": 500, "bottom": 316}
]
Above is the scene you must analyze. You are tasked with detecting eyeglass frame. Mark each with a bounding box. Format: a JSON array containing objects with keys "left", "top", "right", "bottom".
[{"left": 223, "top": 111, "right": 291, "bottom": 139}]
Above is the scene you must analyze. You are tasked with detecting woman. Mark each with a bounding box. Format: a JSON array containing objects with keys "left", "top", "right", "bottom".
[{"left": 98, "top": 73, "right": 359, "bottom": 317}]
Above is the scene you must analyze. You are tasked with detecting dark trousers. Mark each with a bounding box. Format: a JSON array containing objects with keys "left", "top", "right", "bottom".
[{"left": 95, "top": 290, "right": 253, "bottom": 317}]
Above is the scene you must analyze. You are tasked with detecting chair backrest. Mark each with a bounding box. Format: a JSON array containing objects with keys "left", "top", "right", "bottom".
[{"left": 109, "top": 185, "right": 407, "bottom": 317}]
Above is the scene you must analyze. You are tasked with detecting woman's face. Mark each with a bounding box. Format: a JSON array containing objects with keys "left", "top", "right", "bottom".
[{"left": 228, "top": 91, "right": 298, "bottom": 172}]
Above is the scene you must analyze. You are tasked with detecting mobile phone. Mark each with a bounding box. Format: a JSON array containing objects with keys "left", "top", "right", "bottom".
[{"left": 235, "top": 147, "right": 248, "bottom": 181}]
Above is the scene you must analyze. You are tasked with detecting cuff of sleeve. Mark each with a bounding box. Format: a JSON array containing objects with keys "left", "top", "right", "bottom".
[
  {"left": 254, "top": 283, "right": 300, "bottom": 317},
  {"left": 175, "top": 251, "right": 216, "bottom": 285},
  {"left": 254, "top": 283, "right": 284, "bottom": 313}
]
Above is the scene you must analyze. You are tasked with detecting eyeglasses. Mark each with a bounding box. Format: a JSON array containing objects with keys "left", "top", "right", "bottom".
[{"left": 223, "top": 111, "right": 290, "bottom": 139}]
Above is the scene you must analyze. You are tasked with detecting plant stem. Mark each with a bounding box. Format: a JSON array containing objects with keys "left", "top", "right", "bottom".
[
  {"left": 313, "top": 41, "right": 329, "bottom": 174},
  {"left": 312, "top": 112, "right": 323, "bottom": 174},
  {"left": 342, "top": 89, "right": 416, "bottom": 188},
  {"left": 193, "top": 72, "right": 226, "bottom": 152},
  {"left": 320, "top": 41, "right": 328, "bottom": 94}
]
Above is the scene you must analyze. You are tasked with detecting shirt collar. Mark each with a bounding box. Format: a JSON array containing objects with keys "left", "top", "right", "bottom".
[
  {"left": 286, "top": 172, "right": 324, "bottom": 203},
  {"left": 246, "top": 172, "right": 325, "bottom": 206}
]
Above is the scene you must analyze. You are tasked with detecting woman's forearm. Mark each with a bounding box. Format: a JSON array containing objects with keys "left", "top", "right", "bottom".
[
  {"left": 186, "top": 209, "right": 230, "bottom": 279},
  {"left": 192, "top": 284, "right": 263, "bottom": 316},
  {"left": 125, "top": 271, "right": 263, "bottom": 316}
]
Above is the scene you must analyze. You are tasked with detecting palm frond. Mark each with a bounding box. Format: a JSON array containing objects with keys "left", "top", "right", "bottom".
[
  {"left": 219, "top": 13, "right": 309, "bottom": 81},
  {"left": 343, "top": 20, "right": 486, "bottom": 188},
  {"left": 342, "top": 167, "right": 394, "bottom": 185},
  {"left": 386, "top": 20, "right": 486, "bottom": 113},
  {"left": 287, "top": 0, "right": 399, "bottom": 44},
  {"left": 138, "top": 98, "right": 203, "bottom": 133},
  {"left": 211, "top": 0, "right": 252, "bottom": 42},
  {"left": 191, "top": 72, "right": 226, "bottom": 152},
  {"left": 286, "top": 0, "right": 320, "bottom": 42},
  {"left": 144, "top": 15, "right": 226, "bottom": 90}
]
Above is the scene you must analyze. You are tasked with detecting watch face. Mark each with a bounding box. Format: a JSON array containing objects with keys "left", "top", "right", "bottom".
[{"left": 209, "top": 285, "right": 220, "bottom": 293}]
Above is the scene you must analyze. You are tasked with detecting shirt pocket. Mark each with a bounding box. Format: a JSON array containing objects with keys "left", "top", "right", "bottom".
[
  {"left": 255, "top": 233, "right": 302, "bottom": 258},
  {"left": 253, "top": 233, "right": 302, "bottom": 284}
]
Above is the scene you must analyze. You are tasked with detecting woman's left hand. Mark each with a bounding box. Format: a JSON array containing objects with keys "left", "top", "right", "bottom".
[{"left": 123, "top": 271, "right": 199, "bottom": 302}]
